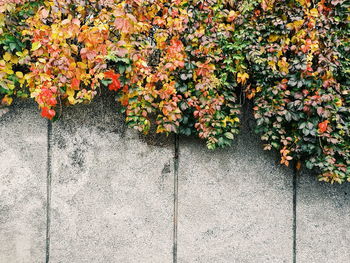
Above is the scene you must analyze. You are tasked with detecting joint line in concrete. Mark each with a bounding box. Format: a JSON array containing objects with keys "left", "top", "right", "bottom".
[
  {"left": 45, "top": 120, "right": 52, "bottom": 263},
  {"left": 293, "top": 165, "right": 298, "bottom": 263},
  {"left": 173, "top": 134, "right": 179, "bottom": 263}
]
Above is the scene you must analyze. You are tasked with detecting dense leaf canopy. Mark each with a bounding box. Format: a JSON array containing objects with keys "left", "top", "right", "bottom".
[{"left": 0, "top": 0, "right": 349, "bottom": 183}]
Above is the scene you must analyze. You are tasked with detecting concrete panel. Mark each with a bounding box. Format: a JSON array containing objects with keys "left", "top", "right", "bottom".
[
  {"left": 0, "top": 101, "right": 47, "bottom": 263},
  {"left": 178, "top": 118, "right": 294, "bottom": 262},
  {"left": 297, "top": 171, "right": 350, "bottom": 263},
  {"left": 49, "top": 97, "right": 174, "bottom": 263}
]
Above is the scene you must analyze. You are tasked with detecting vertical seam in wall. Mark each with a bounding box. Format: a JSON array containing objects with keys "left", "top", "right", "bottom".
[
  {"left": 293, "top": 166, "right": 298, "bottom": 263},
  {"left": 46, "top": 120, "right": 52, "bottom": 263},
  {"left": 173, "top": 134, "right": 179, "bottom": 263}
]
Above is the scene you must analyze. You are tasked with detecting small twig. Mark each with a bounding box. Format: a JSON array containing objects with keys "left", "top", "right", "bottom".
[
  {"left": 318, "top": 135, "right": 324, "bottom": 151},
  {"left": 58, "top": 95, "right": 63, "bottom": 119}
]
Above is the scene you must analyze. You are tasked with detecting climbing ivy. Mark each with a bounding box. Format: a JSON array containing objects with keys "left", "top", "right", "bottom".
[
  {"left": 0, "top": 0, "right": 349, "bottom": 183},
  {"left": 247, "top": 0, "right": 349, "bottom": 183}
]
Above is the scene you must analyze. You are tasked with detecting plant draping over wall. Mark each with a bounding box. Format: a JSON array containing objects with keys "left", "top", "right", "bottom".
[{"left": 0, "top": 0, "right": 349, "bottom": 183}]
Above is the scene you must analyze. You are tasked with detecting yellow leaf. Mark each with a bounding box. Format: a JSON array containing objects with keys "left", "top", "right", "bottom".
[
  {"left": 2, "top": 95, "right": 13, "bottom": 106},
  {"left": 154, "top": 32, "right": 168, "bottom": 49},
  {"left": 278, "top": 57, "right": 289, "bottom": 74},
  {"left": 67, "top": 87, "right": 76, "bottom": 105},
  {"left": 66, "top": 87, "right": 75, "bottom": 97},
  {"left": 31, "top": 42, "right": 42, "bottom": 51},
  {"left": 310, "top": 8, "right": 318, "bottom": 17},
  {"left": 268, "top": 60, "right": 277, "bottom": 71},
  {"left": 11, "top": 57, "right": 18, "bottom": 64},
  {"left": 287, "top": 20, "right": 304, "bottom": 31},
  {"left": 335, "top": 99, "right": 342, "bottom": 107},
  {"left": 237, "top": 72, "right": 249, "bottom": 85},
  {"left": 16, "top": 72, "right": 23, "bottom": 79},
  {"left": 68, "top": 96, "right": 76, "bottom": 104},
  {"left": 268, "top": 34, "right": 279, "bottom": 42},
  {"left": 24, "top": 73, "right": 33, "bottom": 80},
  {"left": 77, "top": 62, "right": 87, "bottom": 69},
  {"left": 3, "top": 52, "right": 11, "bottom": 62},
  {"left": 277, "top": 50, "right": 282, "bottom": 58},
  {"left": 297, "top": 0, "right": 310, "bottom": 7},
  {"left": 5, "top": 68, "right": 14, "bottom": 75}
]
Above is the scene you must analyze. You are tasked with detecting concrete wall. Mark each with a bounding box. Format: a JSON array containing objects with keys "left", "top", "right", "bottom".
[{"left": 1, "top": 98, "right": 349, "bottom": 263}]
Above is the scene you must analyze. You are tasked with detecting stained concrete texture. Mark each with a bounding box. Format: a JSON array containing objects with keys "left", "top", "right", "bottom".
[
  {"left": 0, "top": 101, "right": 47, "bottom": 263},
  {"left": 1, "top": 99, "right": 350, "bottom": 263},
  {"left": 177, "top": 113, "right": 294, "bottom": 263},
  {"left": 49, "top": 97, "right": 174, "bottom": 263},
  {"left": 297, "top": 171, "right": 350, "bottom": 263}
]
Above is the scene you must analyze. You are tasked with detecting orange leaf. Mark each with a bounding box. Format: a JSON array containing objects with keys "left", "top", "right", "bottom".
[
  {"left": 71, "top": 78, "right": 80, "bottom": 90},
  {"left": 318, "top": 120, "right": 329, "bottom": 133}
]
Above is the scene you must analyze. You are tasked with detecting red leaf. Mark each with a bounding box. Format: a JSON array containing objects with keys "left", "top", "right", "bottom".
[
  {"left": 41, "top": 107, "right": 56, "bottom": 120},
  {"left": 104, "top": 71, "right": 121, "bottom": 91}
]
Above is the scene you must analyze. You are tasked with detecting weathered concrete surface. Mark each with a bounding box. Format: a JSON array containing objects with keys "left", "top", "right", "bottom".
[
  {"left": 0, "top": 101, "right": 47, "bottom": 263},
  {"left": 49, "top": 97, "right": 174, "bottom": 263},
  {"left": 177, "top": 115, "right": 294, "bottom": 263},
  {"left": 2, "top": 100, "right": 350, "bottom": 263},
  {"left": 297, "top": 171, "right": 350, "bottom": 263}
]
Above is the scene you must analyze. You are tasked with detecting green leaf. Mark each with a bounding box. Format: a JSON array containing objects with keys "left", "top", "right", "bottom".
[{"left": 224, "top": 132, "right": 234, "bottom": 140}]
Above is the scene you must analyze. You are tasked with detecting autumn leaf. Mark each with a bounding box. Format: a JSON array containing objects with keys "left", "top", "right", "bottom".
[
  {"left": 104, "top": 71, "right": 121, "bottom": 91},
  {"left": 227, "top": 11, "right": 238, "bottom": 22},
  {"left": 318, "top": 120, "right": 329, "bottom": 133},
  {"left": 1, "top": 95, "right": 13, "bottom": 106},
  {"left": 237, "top": 72, "right": 249, "bottom": 85},
  {"left": 41, "top": 107, "right": 56, "bottom": 120},
  {"left": 71, "top": 78, "right": 80, "bottom": 90}
]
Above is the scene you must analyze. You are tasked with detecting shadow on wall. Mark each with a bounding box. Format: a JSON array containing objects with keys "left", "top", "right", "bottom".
[{"left": 0, "top": 96, "right": 349, "bottom": 263}]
